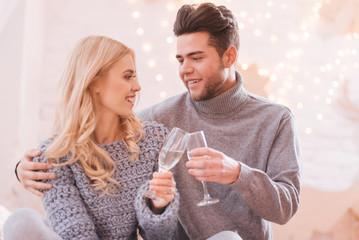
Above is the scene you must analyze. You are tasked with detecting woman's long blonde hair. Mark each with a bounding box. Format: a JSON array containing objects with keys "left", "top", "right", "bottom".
[{"left": 45, "top": 35, "right": 143, "bottom": 195}]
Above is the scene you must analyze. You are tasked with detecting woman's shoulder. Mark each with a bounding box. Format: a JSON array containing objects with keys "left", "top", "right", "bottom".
[
  {"left": 31, "top": 138, "right": 53, "bottom": 164},
  {"left": 34, "top": 136, "right": 69, "bottom": 164},
  {"left": 37, "top": 137, "right": 53, "bottom": 152},
  {"left": 140, "top": 120, "right": 169, "bottom": 144},
  {"left": 141, "top": 120, "right": 168, "bottom": 136}
]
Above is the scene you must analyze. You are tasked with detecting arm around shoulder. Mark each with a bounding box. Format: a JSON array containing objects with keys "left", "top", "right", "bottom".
[{"left": 16, "top": 148, "right": 55, "bottom": 197}]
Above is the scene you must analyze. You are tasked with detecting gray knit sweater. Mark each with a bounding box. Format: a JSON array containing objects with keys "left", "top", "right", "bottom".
[
  {"left": 34, "top": 121, "right": 179, "bottom": 240},
  {"left": 138, "top": 72, "right": 301, "bottom": 240}
]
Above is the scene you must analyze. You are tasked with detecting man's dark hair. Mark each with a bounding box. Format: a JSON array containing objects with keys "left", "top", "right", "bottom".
[{"left": 173, "top": 2, "right": 239, "bottom": 57}]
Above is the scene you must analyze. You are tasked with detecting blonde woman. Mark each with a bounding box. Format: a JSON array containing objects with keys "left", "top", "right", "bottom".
[{"left": 4, "top": 35, "right": 178, "bottom": 240}]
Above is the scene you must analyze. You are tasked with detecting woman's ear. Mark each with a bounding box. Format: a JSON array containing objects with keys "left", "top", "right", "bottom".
[
  {"left": 90, "top": 80, "right": 100, "bottom": 94},
  {"left": 222, "top": 46, "right": 237, "bottom": 68}
]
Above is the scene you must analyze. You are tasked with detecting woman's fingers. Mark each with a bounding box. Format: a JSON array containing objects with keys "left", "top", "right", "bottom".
[
  {"left": 149, "top": 185, "right": 175, "bottom": 194},
  {"left": 149, "top": 171, "right": 176, "bottom": 209}
]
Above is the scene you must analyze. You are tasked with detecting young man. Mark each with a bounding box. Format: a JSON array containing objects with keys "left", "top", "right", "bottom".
[{"left": 15, "top": 3, "right": 301, "bottom": 240}]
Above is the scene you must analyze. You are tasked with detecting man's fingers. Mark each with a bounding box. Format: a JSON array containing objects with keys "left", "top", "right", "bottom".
[
  {"left": 24, "top": 179, "right": 53, "bottom": 190},
  {"left": 186, "top": 159, "right": 207, "bottom": 169},
  {"left": 24, "top": 149, "right": 42, "bottom": 159},
  {"left": 188, "top": 147, "right": 209, "bottom": 156},
  {"left": 195, "top": 176, "right": 216, "bottom": 182},
  {"left": 188, "top": 168, "right": 218, "bottom": 177},
  {"left": 22, "top": 161, "right": 53, "bottom": 171},
  {"left": 186, "top": 158, "right": 221, "bottom": 170},
  {"left": 27, "top": 188, "right": 45, "bottom": 198},
  {"left": 24, "top": 171, "right": 55, "bottom": 181}
]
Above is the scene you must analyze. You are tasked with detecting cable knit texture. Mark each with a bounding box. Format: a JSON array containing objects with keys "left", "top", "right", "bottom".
[{"left": 33, "top": 121, "right": 179, "bottom": 240}]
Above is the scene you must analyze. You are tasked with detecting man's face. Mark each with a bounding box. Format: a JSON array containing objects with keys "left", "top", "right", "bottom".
[{"left": 176, "top": 31, "right": 230, "bottom": 101}]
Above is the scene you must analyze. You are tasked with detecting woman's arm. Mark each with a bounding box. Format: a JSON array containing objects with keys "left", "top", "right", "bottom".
[{"left": 135, "top": 181, "right": 179, "bottom": 240}]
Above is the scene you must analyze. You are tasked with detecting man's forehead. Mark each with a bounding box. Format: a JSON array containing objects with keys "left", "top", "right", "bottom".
[{"left": 176, "top": 32, "right": 212, "bottom": 56}]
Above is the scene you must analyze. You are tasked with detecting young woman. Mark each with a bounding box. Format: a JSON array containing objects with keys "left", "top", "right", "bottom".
[{"left": 4, "top": 35, "right": 178, "bottom": 240}]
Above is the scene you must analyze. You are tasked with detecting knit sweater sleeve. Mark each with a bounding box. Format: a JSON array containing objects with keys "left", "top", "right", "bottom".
[
  {"left": 230, "top": 111, "right": 301, "bottom": 224},
  {"left": 135, "top": 182, "right": 179, "bottom": 240},
  {"left": 34, "top": 139, "right": 99, "bottom": 240},
  {"left": 134, "top": 121, "right": 179, "bottom": 240}
]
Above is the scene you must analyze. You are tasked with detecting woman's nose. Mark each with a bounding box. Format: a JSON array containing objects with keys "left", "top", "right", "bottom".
[{"left": 133, "top": 77, "right": 141, "bottom": 92}]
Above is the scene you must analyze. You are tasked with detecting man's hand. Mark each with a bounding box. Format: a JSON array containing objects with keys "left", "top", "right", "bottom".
[
  {"left": 17, "top": 149, "right": 55, "bottom": 197},
  {"left": 149, "top": 171, "right": 176, "bottom": 214},
  {"left": 186, "top": 147, "right": 241, "bottom": 185}
]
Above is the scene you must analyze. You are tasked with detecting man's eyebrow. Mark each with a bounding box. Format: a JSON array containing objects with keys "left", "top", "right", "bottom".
[{"left": 176, "top": 51, "right": 204, "bottom": 59}]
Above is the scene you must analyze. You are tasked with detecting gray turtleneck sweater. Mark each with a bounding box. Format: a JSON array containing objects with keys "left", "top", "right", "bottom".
[{"left": 138, "top": 72, "right": 301, "bottom": 240}]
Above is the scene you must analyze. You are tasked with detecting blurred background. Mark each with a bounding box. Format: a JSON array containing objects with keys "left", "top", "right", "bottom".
[{"left": 0, "top": 0, "right": 358, "bottom": 239}]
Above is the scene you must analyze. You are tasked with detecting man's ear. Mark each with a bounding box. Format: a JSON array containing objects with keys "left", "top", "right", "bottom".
[{"left": 222, "top": 46, "right": 237, "bottom": 68}]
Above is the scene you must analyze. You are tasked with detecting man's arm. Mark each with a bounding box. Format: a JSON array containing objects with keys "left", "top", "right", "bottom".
[
  {"left": 16, "top": 149, "right": 55, "bottom": 197},
  {"left": 186, "top": 113, "right": 301, "bottom": 224}
]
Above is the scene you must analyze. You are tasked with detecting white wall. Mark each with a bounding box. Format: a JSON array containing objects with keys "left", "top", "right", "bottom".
[{"left": 0, "top": 0, "right": 24, "bottom": 208}]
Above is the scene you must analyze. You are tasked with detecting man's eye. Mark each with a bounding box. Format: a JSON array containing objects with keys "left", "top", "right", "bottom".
[{"left": 193, "top": 57, "right": 201, "bottom": 61}]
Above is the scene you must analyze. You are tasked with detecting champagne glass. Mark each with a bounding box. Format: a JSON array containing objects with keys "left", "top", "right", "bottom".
[
  {"left": 157, "top": 127, "right": 189, "bottom": 172},
  {"left": 187, "top": 131, "right": 219, "bottom": 206},
  {"left": 142, "top": 127, "right": 189, "bottom": 199}
]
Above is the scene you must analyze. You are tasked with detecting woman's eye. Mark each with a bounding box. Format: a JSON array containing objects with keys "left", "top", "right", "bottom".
[{"left": 125, "top": 75, "right": 133, "bottom": 80}]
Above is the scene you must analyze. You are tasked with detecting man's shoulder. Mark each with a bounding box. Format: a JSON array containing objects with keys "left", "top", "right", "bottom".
[
  {"left": 246, "top": 91, "right": 294, "bottom": 118},
  {"left": 137, "top": 92, "right": 188, "bottom": 120},
  {"left": 248, "top": 91, "right": 289, "bottom": 108}
]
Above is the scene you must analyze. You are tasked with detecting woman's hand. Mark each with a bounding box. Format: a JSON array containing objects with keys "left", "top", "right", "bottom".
[{"left": 149, "top": 171, "right": 176, "bottom": 214}]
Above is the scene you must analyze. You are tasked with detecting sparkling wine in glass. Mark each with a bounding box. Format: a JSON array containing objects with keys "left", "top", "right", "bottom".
[
  {"left": 158, "top": 147, "right": 186, "bottom": 172},
  {"left": 142, "top": 127, "right": 189, "bottom": 199},
  {"left": 187, "top": 131, "right": 219, "bottom": 206}
]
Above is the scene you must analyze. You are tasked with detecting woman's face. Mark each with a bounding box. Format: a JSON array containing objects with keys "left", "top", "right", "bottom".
[{"left": 94, "top": 54, "right": 141, "bottom": 118}]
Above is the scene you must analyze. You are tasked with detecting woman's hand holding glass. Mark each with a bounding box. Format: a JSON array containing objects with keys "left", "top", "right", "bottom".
[
  {"left": 142, "top": 127, "right": 188, "bottom": 206},
  {"left": 148, "top": 171, "right": 176, "bottom": 213}
]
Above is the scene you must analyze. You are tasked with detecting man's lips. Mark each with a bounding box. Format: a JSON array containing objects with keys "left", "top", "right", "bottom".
[
  {"left": 188, "top": 80, "right": 200, "bottom": 84},
  {"left": 186, "top": 79, "right": 201, "bottom": 85}
]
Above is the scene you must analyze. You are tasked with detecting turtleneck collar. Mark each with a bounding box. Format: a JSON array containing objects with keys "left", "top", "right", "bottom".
[{"left": 191, "top": 71, "right": 248, "bottom": 116}]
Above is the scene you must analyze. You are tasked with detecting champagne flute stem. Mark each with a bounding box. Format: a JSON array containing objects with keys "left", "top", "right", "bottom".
[{"left": 201, "top": 181, "right": 212, "bottom": 200}]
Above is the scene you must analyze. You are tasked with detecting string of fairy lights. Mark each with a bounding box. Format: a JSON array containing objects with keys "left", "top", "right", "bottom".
[{"left": 126, "top": 0, "right": 358, "bottom": 139}]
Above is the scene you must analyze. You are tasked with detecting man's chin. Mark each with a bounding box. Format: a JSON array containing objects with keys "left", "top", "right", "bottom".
[{"left": 189, "top": 91, "right": 204, "bottom": 101}]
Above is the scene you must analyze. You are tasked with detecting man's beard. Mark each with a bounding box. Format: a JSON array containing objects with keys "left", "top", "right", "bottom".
[{"left": 193, "top": 63, "right": 226, "bottom": 101}]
